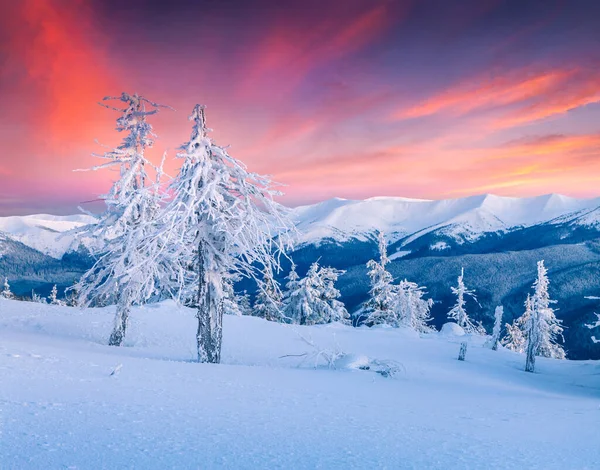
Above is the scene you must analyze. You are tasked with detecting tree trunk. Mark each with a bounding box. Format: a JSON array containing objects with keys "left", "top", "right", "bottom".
[
  {"left": 458, "top": 342, "right": 468, "bottom": 361},
  {"left": 491, "top": 336, "right": 499, "bottom": 351},
  {"left": 195, "top": 241, "right": 224, "bottom": 364},
  {"left": 109, "top": 295, "right": 130, "bottom": 346},
  {"left": 525, "top": 315, "right": 537, "bottom": 373}
]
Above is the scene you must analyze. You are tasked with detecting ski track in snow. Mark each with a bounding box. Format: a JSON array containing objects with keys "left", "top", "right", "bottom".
[{"left": 0, "top": 299, "right": 598, "bottom": 469}]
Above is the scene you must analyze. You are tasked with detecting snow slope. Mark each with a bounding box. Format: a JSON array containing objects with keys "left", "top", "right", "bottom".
[
  {"left": 0, "top": 214, "right": 96, "bottom": 259},
  {"left": 0, "top": 299, "right": 598, "bottom": 469},
  {"left": 292, "top": 193, "right": 600, "bottom": 245}
]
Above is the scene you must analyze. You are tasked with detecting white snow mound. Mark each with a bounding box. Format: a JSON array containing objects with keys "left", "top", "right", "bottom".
[{"left": 440, "top": 322, "right": 466, "bottom": 336}]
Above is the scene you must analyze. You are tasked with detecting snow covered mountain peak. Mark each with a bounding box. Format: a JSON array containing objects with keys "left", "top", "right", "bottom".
[
  {"left": 0, "top": 213, "right": 96, "bottom": 259},
  {"left": 291, "top": 193, "right": 600, "bottom": 246},
  {"left": 2, "top": 194, "right": 600, "bottom": 257}
]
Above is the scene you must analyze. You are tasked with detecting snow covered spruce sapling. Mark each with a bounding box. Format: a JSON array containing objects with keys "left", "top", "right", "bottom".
[
  {"left": 75, "top": 93, "right": 171, "bottom": 347},
  {"left": 447, "top": 268, "right": 483, "bottom": 334},
  {"left": 364, "top": 232, "right": 396, "bottom": 326},
  {"left": 283, "top": 262, "right": 350, "bottom": 325},
  {"left": 282, "top": 263, "right": 315, "bottom": 325},
  {"left": 1, "top": 278, "right": 13, "bottom": 299},
  {"left": 157, "top": 105, "right": 292, "bottom": 363},
  {"left": 30, "top": 290, "right": 46, "bottom": 304},
  {"left": 49, "top": 284, "right": 64, "bottom": 306},
  {"left": 253, "top": 266, "right": 284, "bottom": 322},
  {"left": 502, "top": 296, "right": 531, "bottom": 353},
  {"left": 394, "top": 280, "right": 434, "bottom": 332},
  {"left": 316, "top": 265, "right": 350, "bottom": 324},
  {"left": 525, "top": 260, "right": 565, "bottom": 372}
]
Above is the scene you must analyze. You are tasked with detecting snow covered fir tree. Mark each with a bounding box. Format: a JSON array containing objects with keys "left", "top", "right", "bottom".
[
  {"left": 74, "top": 93, "right": 171, "bottom": 347},
  {"left": 281, "top": 262, "right": 349, "bottom": 325},
  {"left": 394, "top": 280, "right": 434, "bottom": 332},
  {"left": 502, "top": 295, "right": 532, "bottom": 353},
  {"left": 1, "top": 278, "right": 13, "bottom": 299},
  {"left": 253, "top": 267, "right": 284, "bottom": 322},
  {"left": 447, "top": 268, "right": 481, "bottom": 334},
  {"left": 151, "top": 104, "right": 292, "bottom": 363},
  {"left": 363, "top": 232, "right": 396, "bottom": 326},
  {"left": 524, "top": 260, "right": 565, "bottom": 372}
]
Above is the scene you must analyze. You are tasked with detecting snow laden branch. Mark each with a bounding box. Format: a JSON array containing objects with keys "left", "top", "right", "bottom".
[
  {"left": 282, "top": 262, "right": 350, "bottom": 325},
  {"left": 524, "top": 260, "right": 565, "bottom": 372},
  {"left": 74, "top": 93, "right": 172, "bottom": 346},
  {"left": 364, "top": 232, "right": 396, "bottom": 326},
  {"left": 485, "top": 306, "right": 503, "bottom": 350},
  {"left": 152, "top": 104, "right": 294, "bottom": 363},
  {"left": 447, "top": 268, "right": 482, "bottom": 334},
  {"left": 585, "top": 312, "right": 600, "bottom": 344}
]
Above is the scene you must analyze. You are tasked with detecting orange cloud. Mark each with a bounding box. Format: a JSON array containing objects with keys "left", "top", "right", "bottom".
[{"left": 395, "top": 66, "right": 600, "bottom": 130}]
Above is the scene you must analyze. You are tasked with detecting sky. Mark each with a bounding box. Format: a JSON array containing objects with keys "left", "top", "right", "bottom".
[{"left": 0, "top": 0, "right": 599, "bottom": 215}]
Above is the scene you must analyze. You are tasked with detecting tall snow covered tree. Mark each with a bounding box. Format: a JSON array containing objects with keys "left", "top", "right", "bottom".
[
  {"left": 524, "top": 260, "right": 565, "bottom": 372},
  {"left": 154, "top": 104, "right": 292, "bottom": 363},
  {"left": 75, "top": 93, "right": 170, "bottom": 347},
  {"left": 447, "top": 268, "right": 480, "bottom": 334},
  {"left": 2, "top": 278, "right": 13, "bottom": 299},
  {"left": 487, "top": 305, "right": 504, "bottom": 350},
  {"left": 253, "top": 267, "right": 284, "bottom": 322},
  {"left": 364, "top": 232, "right": 396, "bottom": 326},
  {"left": 395, "top": 280, "right": 434, "bottom": 332}
]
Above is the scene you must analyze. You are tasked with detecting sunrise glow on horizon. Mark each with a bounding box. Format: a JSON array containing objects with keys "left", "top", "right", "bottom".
[{"left": 1, "top": 0, "right": 599, "bottom": 215}]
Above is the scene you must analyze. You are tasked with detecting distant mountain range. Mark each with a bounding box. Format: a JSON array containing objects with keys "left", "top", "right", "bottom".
[{"left": 2, "top": 194, "right": 600, "bottom": 359}]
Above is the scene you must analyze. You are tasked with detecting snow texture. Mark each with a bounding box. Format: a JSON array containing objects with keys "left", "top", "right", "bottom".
[{"left": 0, "top": 298, "right": 597, "bottom": 469}]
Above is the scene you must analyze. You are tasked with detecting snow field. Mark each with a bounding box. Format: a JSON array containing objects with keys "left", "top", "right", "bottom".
[{"left": 0, "top": 299, "right": 598, "bottom": 469}]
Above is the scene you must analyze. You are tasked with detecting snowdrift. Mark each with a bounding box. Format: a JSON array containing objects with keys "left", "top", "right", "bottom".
[{"left": 0, "top": 299, "right": 598, "bottom": 468}]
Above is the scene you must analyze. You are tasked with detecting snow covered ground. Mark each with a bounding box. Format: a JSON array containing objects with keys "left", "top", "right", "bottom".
[{"left": 0, "top": 299, "right": 598, "bottom": 469}]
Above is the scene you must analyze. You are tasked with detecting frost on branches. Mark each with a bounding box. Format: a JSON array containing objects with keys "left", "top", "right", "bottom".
[
  {"left": 502, "top": 296, "right": 531, "bottom": 353},
  {"left": 49, "top": 285, "right": 64, "bottom": 306},
  {"left": 315, "top": 265, "right": 350, "bottom": 325},
  {"left": 525, "top": 260, "right": 565, "bottom": 372},
  {"left": 30, "top": 290, "right": 45, "bottom": 304},
  {"left": 253, "top": 267, "right": 284, "bottom": 322},
  {"left": 447, "top": 268, "right": 481, "bottom": 334},
  {"left": 156, "top": 105, "right": 292, "bottom": 363},
  {"left": 282, "top": 263, "right": 313, "bottom": 325},
  {"left": 282, "top": 262, "right": 349, "bottom": 325},
  {"left": 486, "top": 305, "right": 503, "bottom": 350},
  {"left": 364, "top": 232, "right": 396, "bottom": 326},
  {"left": 586, "top": 312, "right": 600, "bottom": 344},
  {"left": 75, "top": 93, "right": 171, "bottom": 347},
  {"left": 222, "top": 276, "right": 243, "bottom": 317},
  {"left": 394, "top": 280, "right": 434, "bottom": 332}
]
